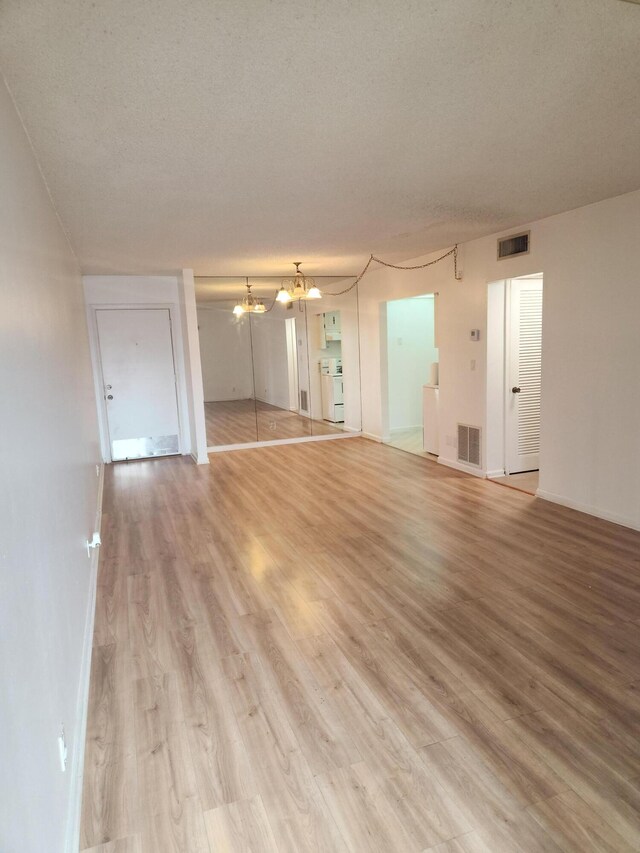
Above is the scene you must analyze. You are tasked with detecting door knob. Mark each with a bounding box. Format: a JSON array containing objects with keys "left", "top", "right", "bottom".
[
  {"left": 512, "top": 386, "right": 521, "bottom": 393},
  {"left": 106, "top": 394, "right": 113, "bottom": 400}
]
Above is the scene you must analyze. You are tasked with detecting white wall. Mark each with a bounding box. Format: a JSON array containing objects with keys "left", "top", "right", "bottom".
[
  {"left": 250, "top": 310, "right": 290, "bottom": 410},
  {"left": 357, "top": 189, "right": 640, "bottom": 530},
  {"left": 83, "top": 275, "right": 193, "bottom": 461},
  {"left": 197, "top": 306, "right": 253, "bottom": 401},
  {"left": 386, "top": 296, "right": 437, "bottom": 432},
  {"left": 0, "top": 78, "right": 100, "bottom": 852}
]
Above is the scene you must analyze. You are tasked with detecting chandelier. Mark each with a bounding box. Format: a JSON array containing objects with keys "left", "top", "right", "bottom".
[
  {"left": 233, "top": 278, "right": 266, "bottom": 316},
  {"left": 276, "top": 262, "right": 322, "bottom": 304}
]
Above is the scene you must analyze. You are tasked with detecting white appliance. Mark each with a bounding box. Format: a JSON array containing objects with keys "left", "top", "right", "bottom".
[{"left": 321, "top": 373, "right": 344, "bottom": 422}]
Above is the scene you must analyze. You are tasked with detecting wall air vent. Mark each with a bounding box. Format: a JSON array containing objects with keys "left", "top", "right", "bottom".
[
  {"left": 300, "top": 389, "right": 308, "bottom": 412},
  {"left": 497, "top": 231, "right": 530, "bottom": 260},
  {"left": 457, "top": 424, "right": 481, "bottom": 467}
]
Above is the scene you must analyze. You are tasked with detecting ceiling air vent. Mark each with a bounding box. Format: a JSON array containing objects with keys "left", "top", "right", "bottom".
[
  {"left": 497, "top": 231, "right": 530, "bottom": 260},
  {"left": 457, "top": 424, "right": 481, "bottom": 467}
]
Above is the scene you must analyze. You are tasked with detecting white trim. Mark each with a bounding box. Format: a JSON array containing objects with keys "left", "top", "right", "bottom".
[
  {"left": 390, "top": 425, "right": 423, "bottom": 434},
  {"left": 362, "top": 432, "right": 384, "bottom": 443},
  {"left": 65, "top": 463, "right": 104, "bottom": 852},
  {"left": 207, "top": 431, "right": 360, "bottom": 453},
  {"left": 179, "top": 270, "right": 209, "bottom": 465},
  {"left": 535, "top": 488, "right": 640, "bottom": 532},
  {"left": 437, "top": 456, "right": 486, "bottom": 478},
  {"left": 486, "top": 468, "right": 506, "bottom": 479}
]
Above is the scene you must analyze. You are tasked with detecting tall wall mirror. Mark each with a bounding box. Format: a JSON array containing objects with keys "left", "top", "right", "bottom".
[{"left": 195, "top": 276, "right": 361, "bottom": 449}]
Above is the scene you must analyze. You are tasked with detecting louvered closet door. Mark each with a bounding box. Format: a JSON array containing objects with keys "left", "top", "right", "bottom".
[{"left": 506, "top": 279, "right": 543, "bottom": 474}]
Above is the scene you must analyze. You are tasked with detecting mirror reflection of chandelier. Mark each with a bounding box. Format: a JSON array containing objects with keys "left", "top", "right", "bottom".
[
  {"left": 233, "top": 278, "right": 266, "bottom": 316},
  {"left": 276, "top": 262, "right": 322, "bottom": 304}
]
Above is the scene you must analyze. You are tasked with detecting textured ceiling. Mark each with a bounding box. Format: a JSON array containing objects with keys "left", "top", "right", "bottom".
[{"left": 1, "top": 0, "right": 639, "bottom": 275}]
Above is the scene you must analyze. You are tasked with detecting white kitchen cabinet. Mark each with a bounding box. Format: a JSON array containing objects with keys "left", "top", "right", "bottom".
[{"left": 320, "top": 311, "right": 342, "bottom": 348}]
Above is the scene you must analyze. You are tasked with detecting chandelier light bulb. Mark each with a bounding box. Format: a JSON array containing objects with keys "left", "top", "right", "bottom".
[
  {"left": 306, "top": 285, "right": 322, "bottom": 299},
  {"left": 233, "top": 302, "right": 244, "bottom": 316},
  {"left": 276, "top": 286, "right": 291, "bottom": 303}
]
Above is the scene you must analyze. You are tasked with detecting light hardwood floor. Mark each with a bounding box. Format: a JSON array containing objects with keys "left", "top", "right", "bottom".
[
  {"left": 492, "top": 470, "right": 540, "bottom": 496},
  {"left": 81, "top": 438, "right": 640, "bottom": 852},
  {"left": 205, "top": 399, "right": 343, "bottom": 446},
  {"left": 385, "top": 426, "right": 437, "bottom": 460}
]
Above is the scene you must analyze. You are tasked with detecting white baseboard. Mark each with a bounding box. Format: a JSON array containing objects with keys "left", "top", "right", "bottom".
[
  {"left": 486, "top": 469, "right": 506, "bottom": 479},
  {"left": 207, "top": 431, "right": 361, "bottom": 453},
  {"left": 535, "top": 488, "right": 640, "bottom": 532},
  {"left": 390, "top": 425, "right": 423, "bottom": 434},
  {"left": 361, "top": 432, "right": 383, "bottom": 443},
  {"left": 65, "top": 462, "right": 104, "bottom": 853},
  {"left": 437, "top": 456, "right": 486, "bottom": 478},
  {"left": 190, "top": 450, "right": 210, "bottom": 465}
]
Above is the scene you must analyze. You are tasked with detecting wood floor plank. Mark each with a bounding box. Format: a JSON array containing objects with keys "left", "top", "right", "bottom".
[
  {"left": 203, "top": 795, "right": 280, "bottom": 852},
  {"left": 172, "top": 624, "right": 256, "bottom": 810},
  {"left": 138, "top": 796, "right": 210, "bottom": 853},
  {"left": 81, "top": 439, "right": 640, "bottom": 851},
  {"left": 82, "top": 837, "right": 142, "bottom": 853},
  {"left": 527, "top": 789, "right": 636, "bottom": 852},
  {"left": 316, "top": 761, "right": 418, "bottom": 852},
  {"left": 239, "top": 608, "right": 362, "bottom": 773},
  {"left": 222, "top": 651, "right": 347, "bottom": 851}
]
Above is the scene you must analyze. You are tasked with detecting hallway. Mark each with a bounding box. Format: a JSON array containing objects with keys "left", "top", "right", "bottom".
[{"left": 81, "top": 439, "right": 640, "bottom": 852}]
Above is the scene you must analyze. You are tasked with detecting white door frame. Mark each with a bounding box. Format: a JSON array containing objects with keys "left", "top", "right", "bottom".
[{"left": 86, "top": 302, "right": 189, "bottom": 462}]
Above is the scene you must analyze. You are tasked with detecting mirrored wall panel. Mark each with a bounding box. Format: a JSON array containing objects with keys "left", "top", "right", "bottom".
[{"left": 195, "top": 276, "right": 361, "bottom": 448}]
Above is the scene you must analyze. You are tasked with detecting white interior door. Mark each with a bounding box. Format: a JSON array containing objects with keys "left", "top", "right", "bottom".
[
  {"left": 506, "top": 278, "right": 543, "bottom": 474},
  {"left": 96, "top": 308, "right": 181, "bottom": 461}
]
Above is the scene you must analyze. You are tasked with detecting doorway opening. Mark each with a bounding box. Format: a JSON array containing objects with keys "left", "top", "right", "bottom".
[
  {"left": 486, "top": 274, "right": 543, "bottom": 495},
  {"left": 382, "top": 293, "right": 439, "bottom": 459}
]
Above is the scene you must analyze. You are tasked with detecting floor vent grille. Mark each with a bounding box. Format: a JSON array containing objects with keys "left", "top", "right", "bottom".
[
  {"left": 300, "top": 389, "right": 308, "bottom": 412},
  {"left": 458, "top": 424, "right": 481, "bottom": 466}
]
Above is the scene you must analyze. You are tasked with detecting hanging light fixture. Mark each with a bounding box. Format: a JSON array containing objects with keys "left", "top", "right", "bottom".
[
  {"left": 280, "top": 262, "right": 322, "bottom": 302},
  {"left": 276, "top": 285, "right": 292, "bottom": 304},
  {"left": 233, "top": 278, "right": 267, "bottom": 314}
]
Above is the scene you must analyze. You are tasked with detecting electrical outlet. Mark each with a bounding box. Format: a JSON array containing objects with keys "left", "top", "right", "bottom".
[
  {"left": 58, "top": 726, "right": 67, "bottom": 772},
  {"left": 269, "top": 421, "right": 277, "bottom": 431},
  {"left": 95, "top": 464, "right": 100, "bottom": 478}
]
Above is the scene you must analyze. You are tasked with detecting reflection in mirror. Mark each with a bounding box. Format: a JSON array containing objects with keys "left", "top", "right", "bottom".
[
  {"left": 196, "top": 278, "right": 257, "bottom": 446},
  {"left": 250, "top": 305, "right": 311, "bottom": 442},
  {"left": 299, "top": 284, "right": 361, "bottom": 436},
  {"left": 196, "top": 276, "right": 361, "bottom": 448}
]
